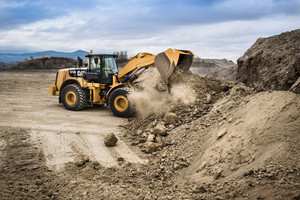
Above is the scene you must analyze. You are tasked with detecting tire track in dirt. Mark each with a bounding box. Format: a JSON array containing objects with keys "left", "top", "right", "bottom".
[
  {"left": 31, "top": 130, "right": 147, "bottom": 171},
  {"left": 1, "top": 128, "right": 42, "bottom": 171}
]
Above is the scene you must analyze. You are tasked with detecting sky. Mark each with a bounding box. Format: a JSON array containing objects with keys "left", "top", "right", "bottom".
[{"left": 0, "top": 0, "right": 299, "bottom": 61}]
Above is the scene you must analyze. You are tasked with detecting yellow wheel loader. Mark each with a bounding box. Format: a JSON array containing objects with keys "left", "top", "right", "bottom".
[{"left": 48, "top": 49, "right": 194, "bottom": 117}]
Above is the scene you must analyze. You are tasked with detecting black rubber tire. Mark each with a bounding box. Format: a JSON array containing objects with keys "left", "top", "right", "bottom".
[
  {"left": 109, "top": 87, "right": 134, "bottom": 118},
  {"left": 61, "top": 84, "right": 88, "bottom": 111}
]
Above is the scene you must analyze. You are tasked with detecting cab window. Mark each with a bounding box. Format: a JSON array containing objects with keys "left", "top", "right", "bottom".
[
  {"left": 89, "top": 56, "right": 101, "bottom": 73},
  {"left": 102, "top": 56, "right": 118, "bottom": 79},
  {"left": 104, "top": 56, "right": 118, "bottom": 74}
]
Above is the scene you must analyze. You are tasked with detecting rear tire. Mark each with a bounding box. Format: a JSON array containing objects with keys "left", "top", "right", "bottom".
[
  {"left": 109, "top": 88, "right": 134, "bottom": 117},
  {"left": 61, "top": 84, "right": 88, "bottom": 111}
]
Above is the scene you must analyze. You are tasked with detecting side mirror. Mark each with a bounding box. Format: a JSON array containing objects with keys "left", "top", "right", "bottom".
[
  {"left": 94, "top": 58, "right": 99, "bottom": 65},
  {"left": 77, "top": 56, "right": 83, "bottom": 67}
]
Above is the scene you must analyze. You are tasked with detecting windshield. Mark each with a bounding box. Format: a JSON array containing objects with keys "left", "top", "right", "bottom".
[{"left": 104, "top": 56, "right": 118, "bottom": 74}]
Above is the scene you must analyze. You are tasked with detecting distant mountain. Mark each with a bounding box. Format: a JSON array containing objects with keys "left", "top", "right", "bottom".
[{"left": 0, "top": 50, "right": 89, "bottom": 63}]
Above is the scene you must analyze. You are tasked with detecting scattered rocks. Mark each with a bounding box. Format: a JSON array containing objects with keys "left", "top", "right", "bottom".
[
  {"left": 104, "top": 133, "right": 118, "bottom": 147},
  {"left": 164, "top": 112, "right": 178, "bottom": 124}
]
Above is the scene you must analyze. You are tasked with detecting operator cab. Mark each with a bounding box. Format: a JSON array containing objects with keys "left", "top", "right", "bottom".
[{"left": 84, "top": 54, "right": 118, "bottom": 84}]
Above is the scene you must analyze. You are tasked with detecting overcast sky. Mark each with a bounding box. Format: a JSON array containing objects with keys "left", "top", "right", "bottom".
[{"left": 0, "top": 0, "right": 299, "bottom": 61}]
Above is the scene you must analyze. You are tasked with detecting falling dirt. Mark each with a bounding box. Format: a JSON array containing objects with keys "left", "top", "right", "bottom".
[{"left": 129, "top": 68, "right": 205, "bottom": 116}]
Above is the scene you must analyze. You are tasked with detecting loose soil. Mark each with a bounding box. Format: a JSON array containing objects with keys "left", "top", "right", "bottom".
[{"left": 0, "top": 71, "right": 299, "bottom": 200}]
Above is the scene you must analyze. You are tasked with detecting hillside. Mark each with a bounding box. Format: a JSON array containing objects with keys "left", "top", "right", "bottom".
[
  {"left": 0, "top": 61, "right": 11, "bottom": 71},
  {"left": 0, "top": 50, "right": 88, "bottom": 63},
  {"left": 8, "top": 57, "right": 77, "bottom": 70}
]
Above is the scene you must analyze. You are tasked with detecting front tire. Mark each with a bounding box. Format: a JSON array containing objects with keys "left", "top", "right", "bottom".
[
  {"left": 109, "top": 88, "right": 133, "bottom": 117},
  {"left": 61, "top": 84, "right": 88, "bottom": 111}
]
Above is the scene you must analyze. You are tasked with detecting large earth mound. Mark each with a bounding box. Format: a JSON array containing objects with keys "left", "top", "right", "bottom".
[
  {"left": 237, "top": 29, "right": 300, "bottom": 92},
  {"left": 122, "top": 68, "right": 300, "bottom": 199}
]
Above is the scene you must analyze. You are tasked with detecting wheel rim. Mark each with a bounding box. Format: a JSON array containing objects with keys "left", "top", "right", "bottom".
[
  {"left": 65, "top": 91, "right": 77, "bottom": 106},
  {"left": 114, "top": 95, "right": 128, "bottom": 112}
]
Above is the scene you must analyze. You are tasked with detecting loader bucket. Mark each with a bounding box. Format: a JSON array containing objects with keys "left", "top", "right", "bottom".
[{"left": 155, "top": 49, "right": 194, "bottom": 82}]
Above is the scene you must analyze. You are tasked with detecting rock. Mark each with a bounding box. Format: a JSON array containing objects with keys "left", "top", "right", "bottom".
[
  {"left": 35, "top": 180, "right": 43, "bottom": 185},
  {"left": 164, "top": 112, "right": 178, "bottom": 124},
  {"left": 145, "top": 142, "right": 156, "bottom": 153},
  {"left": 141, "top": 132, "right": 148, "bottom": 138},
  {"left": 147, "top": 133, "right": 156, "bottom": 142},
  {"left": 152, "top": 123, "right": 167, "bottom": 136},
  {"left": 206, "top": 94, "right": 212, "bottom": 103},
  {"left": 155, "top": 135, "right": 164, "bottom": 144},
  {"left": 104, "top": 133, "right": 118, "bottom": 147},
  {"left": 82, "top": 191, "right": 88, "bottom": 196},
  {"left": 217, "top": 129, "right": 227, "bottom": 140},
  {"left": 75, "top": 157, "right": 89, "bottom": 167},
  {"left": 136, "top": 129, "right": 143, "bottom": 135},
  {"left": 173, "top": 163, "right": 180, "bottom": 170},
  {"left": 155, "top": 79, "right": 168, "bottom": 92},
  {"left": 192, "top": 186, "right": 207, "bottom": 193}
]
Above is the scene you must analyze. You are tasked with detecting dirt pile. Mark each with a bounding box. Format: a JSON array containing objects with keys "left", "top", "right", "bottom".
[
  {"left": 237, "top": 29, "right": 300, "bottom": 93},
  {"left": 125, "top": 84, "right": 300, "bottom": 199},
  {"left": 126, "top": 68, "right": 233, "bottom": 151},
  {"left": 123, "top": 67, "right": 300, "bottom": 199}
]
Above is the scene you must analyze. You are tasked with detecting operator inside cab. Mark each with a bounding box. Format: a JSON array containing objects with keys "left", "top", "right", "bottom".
[
  {"left": 86, "top": 54, "right": 118, "bottom": 84},
  {"left": 89, "top": 56, "right": 101, "bottom": 73},
  {"left": 103, "top": 56, "right": 118, "bottom": 78}
]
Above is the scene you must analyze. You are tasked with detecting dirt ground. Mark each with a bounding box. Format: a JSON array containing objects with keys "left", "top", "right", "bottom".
[
  {"left": 0, "top": 72, "right": 147, "bottom": 199},
  {"left": 0, "top": 71, "right": 299, "bottom": 200}
]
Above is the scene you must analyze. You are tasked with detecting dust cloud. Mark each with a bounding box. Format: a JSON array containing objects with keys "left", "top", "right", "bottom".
[{"left": 129, "top": 68, "right": 196, "bottom": 116}]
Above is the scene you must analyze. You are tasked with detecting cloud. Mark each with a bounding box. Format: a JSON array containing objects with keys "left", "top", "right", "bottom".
[
  {"left": 0, "top": 0, "right": 299, "bottom": 61},
  {"left": 1, "top": 0, "right": 299, "bottom": 30},
  {"left": 0, "top": 0, "right": 99, "bottom": 29},
  {"left": 1, "top": 12, "right": 299, "bottom": 62}
]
